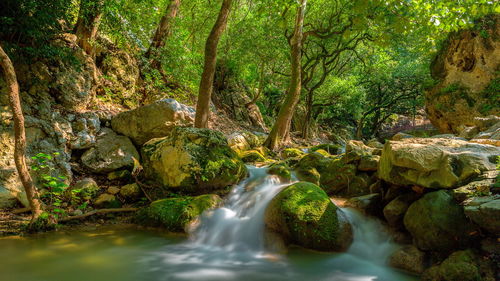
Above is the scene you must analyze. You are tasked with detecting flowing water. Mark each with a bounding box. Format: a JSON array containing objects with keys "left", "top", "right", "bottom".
[{"left": 0, "top": 166, "right": 419, "bottom": 281}]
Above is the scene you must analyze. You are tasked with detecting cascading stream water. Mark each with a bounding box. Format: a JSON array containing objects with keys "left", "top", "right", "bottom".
[
  {"left": 191, "top": 166, "right": 291, "bottom": 252},
  {"left": 140, "top": 166, "right": 418, "bottom": 281}
]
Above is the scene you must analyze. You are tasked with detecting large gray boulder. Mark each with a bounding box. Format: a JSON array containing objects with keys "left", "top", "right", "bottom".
[
  {"left": 111, "top": 99, "right": 195, "bottom": 145},
  {"left": 379, "top": 138, "right": 499, "bottom": 189},
  {"left": 81, "top": 128, "right": 139, "bottom": 173}
]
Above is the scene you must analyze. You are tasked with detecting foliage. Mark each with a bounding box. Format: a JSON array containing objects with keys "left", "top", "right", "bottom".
[{"left": 31, "top": 152, "right": 85, "bottom": 219}]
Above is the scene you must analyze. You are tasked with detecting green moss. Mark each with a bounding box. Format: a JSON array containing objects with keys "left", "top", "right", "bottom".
[
  {"left": 239, "top": 150, "right": 267, "bottom": 163},
  {"left": 310, "top": 144, "right": 341, "bottom": 155},
  {"left": 266, "top": 182, "right": 351, "bottom": 251},
  {"left": 268, "top": 162, "right": 292, "bottom": 180},
  {"left": 142, "top": 127, "right": 247, "bottom": 193},
  {"left": 320, "top": 158, "right": 357, "bottom": 194},
  {"left": 136, "top": 194, "right": 222, "bottom": 232},
  {"left": 295, "top": 167, "right": 321, "bottom": 186},
  {"left": 439, "top": 250, "right": 481, "bottom": 281},
  {"left": 281, "top": 148, "right": 305, "bottom": 159}
]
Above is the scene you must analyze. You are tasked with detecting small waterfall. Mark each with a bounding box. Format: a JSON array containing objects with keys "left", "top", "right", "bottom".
[
  {"left": 143, "top": 165, "right": 418, "bottom": 281},
  {"left": 191, "top": 166, "right": 291, "bottom": 252},
  {"left": 342, "top": 208, "right": 398, "bottom": 264}
]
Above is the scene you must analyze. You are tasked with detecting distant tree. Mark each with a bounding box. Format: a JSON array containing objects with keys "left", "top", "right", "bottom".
[
  {"left": 0, "top": 45, "right": 43, "bottom": 222},
  {"left": 145, "top": 0, "right": 182, "bottom": 70},
  {"left": 264, "top": 0, "right": 307, "bottom": 150},
  {"left": 195, "top": 0, "right": 233, "bottom": 128},
  {"left": 75, "top": 0, "right": 105, "bottom": 56}
]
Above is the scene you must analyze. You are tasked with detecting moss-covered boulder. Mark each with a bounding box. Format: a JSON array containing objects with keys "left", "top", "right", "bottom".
[
  {"left": 403, "top": 190, "right": 478, "bottom": 252},
  {"left": 281, "top": 148, "right": 305, "bottom": 159},
  {"left": 267, "top": 162, "right": 292, "bottom": 181},
  {"left": 265, "top": 182, "right": 353, "bottom": 251},
  {"left": 239, "top": 150, "right": 267, "bottom": 163},
  {"left": 310, "top": 143, "right": 342, "bottom": 155},
  {"left": 320, "top": 158, "right": 357, "bottom": 194},
  {"left": 422, "top": 250, "right": 492, "bottom": 281},
  {"left": 343, "top": 140, "right": 374, "bottom": 164},
  {"left": 141, "top": 127, "right": 247, "bottom": 195},
  {"left": 136, "top": 194, "right": 222, "bottom": 232}
]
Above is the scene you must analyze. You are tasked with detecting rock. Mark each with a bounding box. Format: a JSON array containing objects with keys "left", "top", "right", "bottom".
[
  {"left": 111, "top": 99, "right": 195, "bottom": 145},
  {"left": 119, "top": 183, "right": 142, "bottom": 200},
  {"left": 426, "top": 15, "right": 500, "bottom": 133},
  {"left": 267, "top": 162, "right": 292, "bottom": 181},
  {"left": 430, "top": 134, "right": 467, "bottom": 140},
  {"left": 136, "top": 194, "right": 222, "bottom": 232},
  {"left": 265, "top": 182, "right": 353, "bottom": 251},
  {"left": 239, "top": 150, "right": 266, "bottom": 163},
  {"left": 422, "top": 250, "right": 485, "bottom": 281},
  {"left": 107, "top": 186, "right": 121, "bottom": 195},
  {"left": 337, "top": 173, "right": 372, "bottom": 197},
  {"left": 107, "top": 170, "right": 132, "bottom": 181},
  {"left": 71, "top": 209, "right": 83, "bottom": 216},
  {"left": 452, "top": 171, "right": 496, "bottom": 201},
  {"left": 358, "top": 155, "right": 380, "bottom": 172},
  {"left": 295, "top": 167, "right": 321, "bottom": 186},
  {"left": 389, "top": 245, "right": 426, "bottom": 274},
  {"left": 72, "top": 178, "right": 100, "bottom": 200},
  {"left": 96, "top": 41, "right": 140, "bottom": 107},
  {"left": 392, "top": 132, "right": 414, "bottom": 141},
  {"left": 343, "top": 140, "right": 374, "bottom": 163},
  {"left": 403, "top": 190, "right": 478, "bottom": 252},
  {"left": 463, "top": 196, "right": 500, "bottom": 234},
  {"left": 458, "top": 126, "right": 480, "bottom": 140},
  {"left": 320, "top": 159, "right": 357, "bottom": 195},
  {"left": 81, "top": 128, "right": 139, "bottom": 173},
  {"left": 309, "top": 143, "right": 342, "bottom": 155},
  {"left": 227, "top": 131, "right": 264, "bottom": 153},
  {"left": 141, "top": 127, "right": 247, "bottom": 195},
  {"left": 378, "top": 138, "right": 500, "bottom": 189},
  {"left": 383, "top": 193, "right": 418, "bottom": 227},
  {"left": 94, "top": 193, "right": 120, "bottom": 208},
  {"left": 366, "top": 139, "right": 384, "bottom": 149},
  {"left": 345, "top": 193, "right": 381, "bottom": 215},
  {"left": 474, "top": 120, "right": 500, "bottom": 140},
  {"left": 281, "top": 148, "right": 305, "bottom": 159},
  {"left": 227, "top": 132, "right": 251, "bottom": 152}
]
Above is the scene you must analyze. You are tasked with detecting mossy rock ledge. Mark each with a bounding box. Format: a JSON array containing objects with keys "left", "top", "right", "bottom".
[
  {"left": 265, "top": 182, "right": 353, "bottom": 251},
  {"left": 136, "top": 194, "right": 222, "bottom": 232},
  {"left": 141, "top": 127, "right": 247, "bottom": 195}
]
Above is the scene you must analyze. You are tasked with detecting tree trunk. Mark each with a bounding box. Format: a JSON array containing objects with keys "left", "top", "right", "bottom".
[
  {"left": 74, "top": 0, "right": 105, "bottom": 56},
  {"left": 0, "top": 45, "right": 43, "bottom": 221},
  {"left": 145, "top": 0, "right": 181, "bottom": 69},
  {"left": 194, "top": 0, "right": 233, "bottom": 128},
  {"left": 302, "top": 89, "right": 314, "bottom": 139},
  {"left": 264, "top": 0, "right": 307, "bottom": 150},
  {"left": 356, "top": 116, "right": 365, "bottom": 140}
]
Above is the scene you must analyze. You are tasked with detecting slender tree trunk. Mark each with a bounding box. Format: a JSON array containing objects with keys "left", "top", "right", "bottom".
[
  {"left": 0, "top": 45, "right": 43, "bottom": 221},
  {"left": 356, "top": 116, "right": 365, "bottom": 140},
  {"left": 194, "top": 0, "right": 233, "bottom": 128},
  {"left": 264, "top": 0, "right": 307, "bottom": 150},
  {"left": 302, "top": 89, "right": 314, "bottom": 139},
  {"left": 145, "top": 0, "right": 181, "bottom": 68},
  {"left": 74, "top": 0, "right": 105, "bottom": 56}
]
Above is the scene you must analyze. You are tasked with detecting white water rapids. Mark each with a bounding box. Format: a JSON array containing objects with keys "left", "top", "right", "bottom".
[{"left": 142, "top": 166, "right": 418, "bottom": 281}]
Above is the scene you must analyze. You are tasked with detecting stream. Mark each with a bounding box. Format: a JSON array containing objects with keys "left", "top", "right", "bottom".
[{"left": 0, "top": 166, "right": 419, "bottom": 281}]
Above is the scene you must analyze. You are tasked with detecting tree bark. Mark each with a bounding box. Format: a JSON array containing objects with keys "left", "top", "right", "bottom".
[
  {"left": 302, "top": 89, "right": 314, "bottom": 139},
  {"left": 264, "top": 0, "right": 307, "bottom": 150},
  {"left": 74, "top": 0, "right": 105, "bottom": 56},
  {"left": 194, "top": 0, "right": 233, "bottom": 128},
  {"left": 145, "top": 0, "right": 181, "bottom": 68},
  {"left": 0, "top": 45, "right": 43, "bottom": 221}
]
